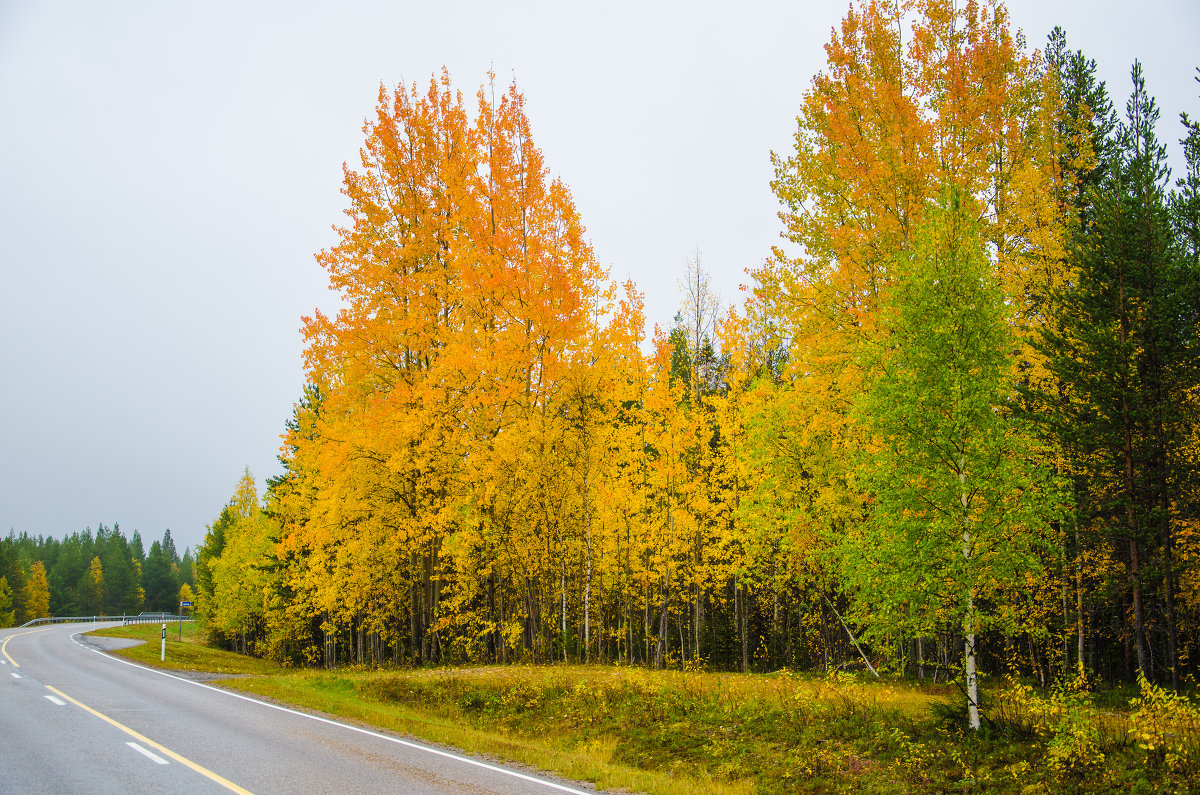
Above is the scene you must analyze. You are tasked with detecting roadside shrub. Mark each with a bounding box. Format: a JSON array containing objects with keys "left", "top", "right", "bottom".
[
  {"left": 1044, "top": 680, "right": 1106, "bottom": 774},
  {"left": 1129, "top": 672, "right": 1200, "bottom": 774},
  {"left": 993, "top": 674, "right": 1106, "bottom": 773}
]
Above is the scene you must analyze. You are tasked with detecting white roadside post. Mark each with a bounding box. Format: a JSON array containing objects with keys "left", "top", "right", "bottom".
[{"left": 161, "top": 623, "right": 166, "bottom": 662}]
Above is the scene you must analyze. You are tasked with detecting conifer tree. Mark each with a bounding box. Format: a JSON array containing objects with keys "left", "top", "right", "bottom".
[
  {"left": 1033, "top": 26, "right": 1119, "bottom": 679},
  {"left": 1040, "top": 62, "right": 1192, "bottom": 682},
  {"left": 0, "top": 576, "right": 14, "bottom": 627}
]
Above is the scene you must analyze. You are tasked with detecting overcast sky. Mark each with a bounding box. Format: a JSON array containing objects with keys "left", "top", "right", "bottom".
[{"left": 2, "top": 1, "right": 1197, "bottom": 554}]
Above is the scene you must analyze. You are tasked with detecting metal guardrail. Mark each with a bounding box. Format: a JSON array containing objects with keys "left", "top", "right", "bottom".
[{"left": 19, "top": 613, "right": 193, "bottom": 629}]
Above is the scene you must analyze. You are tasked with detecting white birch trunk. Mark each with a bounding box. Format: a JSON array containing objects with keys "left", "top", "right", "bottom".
[
  {"left": 960, "top": 453, "right": 980, "bottom": 730},
  {"left": 584, "top": 468, "right": 592, "bottom": 664}
]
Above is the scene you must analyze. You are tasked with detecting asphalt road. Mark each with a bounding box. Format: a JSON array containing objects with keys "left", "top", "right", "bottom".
[{"left": 0, "top": 622, "right": 595, "bottom": 794}]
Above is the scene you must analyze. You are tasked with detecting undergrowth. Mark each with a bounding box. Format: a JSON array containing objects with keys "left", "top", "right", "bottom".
[
  {"left": 346, "top": 666, "right": 1196, "bottom": 793},
  {"left": 990, "top": 671, "right": 1199, "bottom": 792},
  {"left": 93, "top": 624, "right": 1198, "bottom": 793}
]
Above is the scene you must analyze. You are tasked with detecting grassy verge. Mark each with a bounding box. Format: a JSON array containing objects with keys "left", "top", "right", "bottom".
[
  {"left": 87, "top": 625, "right": 1195, "bottom": 793},
  {"left": 89, "top": 622, "right": 284, "bottom": 676}
]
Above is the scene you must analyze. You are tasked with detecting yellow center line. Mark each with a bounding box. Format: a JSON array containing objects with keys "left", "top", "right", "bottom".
[
  {"left": 44, "top": 685, "right": 254, "bottom": 795},
  {"left": 1, "top": 626, "right": 56, "bottom": 667}
]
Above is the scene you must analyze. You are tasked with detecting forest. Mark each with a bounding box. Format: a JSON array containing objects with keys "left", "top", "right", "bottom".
[
  {"left": 0, "top": 525, "right": 195, "bottom": 624},
  {"left": 15, "top": 0, "right": 1200, "bottom": 735}
]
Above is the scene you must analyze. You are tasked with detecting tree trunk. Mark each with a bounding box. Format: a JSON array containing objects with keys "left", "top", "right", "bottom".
[
  {"left": 772, "top": 582, "right": 780, "bottom": 669},
  {"left": 584, "top": 469, "right": 592, "bottom": 664},
  {"left": 487, "top": 568, "right": 497, "bottom": 662},
  {"left": 964, "top": 607, "right": 980, "bottom": 731},
  {"left": 655, "top": 570, "right": 670, "bottom": 669},
  {"left": 961, "top": 454, "right": 980, "bottom": 730},
  {"left": 1165, "top": 523, "right": 1179, "bottom": 690},
  {"left": 678, "top": 610, "right": 685, "bottom": 665},
  {"left": 1118, "top": 272, "right": 1148, "bottom": 677},
  {"left": 738, "top": 584, "right": 749, "bottom": 673},
  {"left": 693, "top": 529, "right": 702, "bottom": 662},
  {"left": 1075, "top": 512, "right": 1085, "bottom": 676},
  {"left": 561, "top": 557, "right": 568, "bottom": 664},
  {"left": 821, "top": 592, "right": 879, "bottom": 679},
  {"left": 643, "top": 580, "right": 649, "bottom": 667},
  {"left": 1061, "top": 535, "right": 1070, "bottom": 679},
  {"left": 1129, "top": 535, "right": 1147, "bottom": 676},
  {"left": 410, "top": 551, "right": 421, "bottom": 664}
]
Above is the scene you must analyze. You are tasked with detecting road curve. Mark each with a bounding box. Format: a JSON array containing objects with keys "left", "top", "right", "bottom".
[{"left": 0, "top": 623, "right": 595, "bottom": 794}]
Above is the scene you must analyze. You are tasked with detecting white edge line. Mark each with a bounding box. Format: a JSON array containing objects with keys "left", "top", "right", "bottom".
[
  {"left": 127, "top": 741, "right": 169, "bottom": 765},
  {"left": 10, "top": 672, "right": 21, "bottom": 679},
  {"left": 44, "top": 695, "right": 66, "bottom": 706},
  {"left": 70, "top": 631, "right": 592, "bottom": 795}
]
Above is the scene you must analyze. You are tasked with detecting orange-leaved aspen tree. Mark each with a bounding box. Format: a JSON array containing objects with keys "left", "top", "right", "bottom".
[
  {"left": 299, "top": 71, "right": 481, "bottom": 664},
  {"left": 281, "top": 70, "right": 610, "bottom": 666},
  {"left": 455, "top": 76, "right": 609, "bottom": 663}
]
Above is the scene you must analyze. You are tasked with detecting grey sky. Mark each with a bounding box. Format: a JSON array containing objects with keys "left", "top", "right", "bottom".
[{"left": 2, "top": 1, "right": 1197, "bottom": 554}]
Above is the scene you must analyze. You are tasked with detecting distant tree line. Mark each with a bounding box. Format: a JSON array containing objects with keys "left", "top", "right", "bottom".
[{"left": 0, "top": 525, "right": 195, "bottom": 627}]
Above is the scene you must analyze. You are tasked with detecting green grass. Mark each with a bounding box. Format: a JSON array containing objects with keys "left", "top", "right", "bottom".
[
  {"left": 85, "top": 626, "right": 1196, "bottom": 793},
  {"left": 229, "top": 668, "right": 734, "bottom": 795},
  {"left": 89, "top": 622, "right": 284, "bottom": 676}
]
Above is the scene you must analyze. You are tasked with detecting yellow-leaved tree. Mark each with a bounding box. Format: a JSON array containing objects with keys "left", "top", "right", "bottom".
[
  {"left": 266, "top": 70, "right": 618, "bottom": 667},
  {"left": 205, "top": 469, "right": 282, "bottom": 656},
  {"left": 23, "top": 561, "right": 50, "bottom": 621}
]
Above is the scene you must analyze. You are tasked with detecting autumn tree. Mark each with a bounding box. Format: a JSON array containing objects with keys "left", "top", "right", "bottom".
[
  {"left": 196, "top": 507, "right": 230, "bottom": 621},
  {"left": 296, "top": 71, "right": 484, "bottom": 665},
  {"left": 1171, "top": 75, "right": 1200, "bottom": 680},
  {"left": 0, "top": 576, "right": 14, "bottom": 628},
  {"left": 648, "top": 255, "right": 731, "bottom": 667},
  {"left": 185, "top": 20, "right": 1199, "bottom": 688},
  {"left": 259, "top": 70, "right": 615, "bottom": 668},
  {"left": 642, "top": 326, "right": 697, "bottom": 667},
  {"left": 759, "top": 0, "right": 1057, "bottom": 411},
  {"left": 23, "top": 561, "right": 50, "bottom": 620},
  {"left": 179, "top": 582, "right": 195, "bottom": 609},
  {"left": 680, "top": 252, "right": 722, "bottom": 403},
  {"left": 82, "top": 556, "right": 104, "bottom": 615},
  {"left": 206, "top": 469, "right": 283, "bottom": 655}
]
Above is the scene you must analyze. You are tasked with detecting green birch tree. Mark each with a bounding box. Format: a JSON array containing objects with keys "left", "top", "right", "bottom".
[{"left": 846, "top": 196, "right": 1062, "bottom": 730}]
